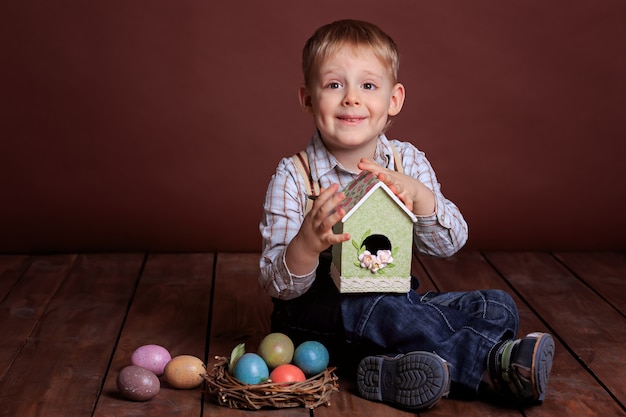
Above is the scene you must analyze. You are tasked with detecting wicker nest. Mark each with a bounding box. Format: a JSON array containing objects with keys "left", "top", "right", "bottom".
[{"left": 204, "top": 356, "right": 339, "bottom": 410}]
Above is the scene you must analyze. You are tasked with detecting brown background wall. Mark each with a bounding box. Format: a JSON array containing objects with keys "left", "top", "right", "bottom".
[{"left": 2, "top": 1, "right": 625, "bottom": 253}]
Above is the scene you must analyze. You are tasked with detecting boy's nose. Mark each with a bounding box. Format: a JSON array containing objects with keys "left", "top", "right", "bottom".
[{"left": 343, "top": 87, "right": 361, "bottom": 106}]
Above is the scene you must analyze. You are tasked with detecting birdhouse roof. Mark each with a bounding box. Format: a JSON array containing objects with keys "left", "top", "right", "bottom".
[{"left": 338, "top": 171, "right": 417, "bottom": 223}]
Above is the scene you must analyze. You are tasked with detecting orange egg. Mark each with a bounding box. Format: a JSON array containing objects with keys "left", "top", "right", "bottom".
[
  {"left": 164, "top": 354, "right": 206, "bottom": 389},
  {"left": 270, "top": 364, "right": 306, "bottom": 385}
]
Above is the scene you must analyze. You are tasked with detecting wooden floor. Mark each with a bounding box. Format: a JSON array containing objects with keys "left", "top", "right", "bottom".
[{"left": 0, "top": 251, "right": 624, "bottom": 416}]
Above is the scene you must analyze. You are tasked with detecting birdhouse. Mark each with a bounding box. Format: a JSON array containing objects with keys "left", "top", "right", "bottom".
[{"left": 331, "top": 171, "right": 417, "bottom": 293}]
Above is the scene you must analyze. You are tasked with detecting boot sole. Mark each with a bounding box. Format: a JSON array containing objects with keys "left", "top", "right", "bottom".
[
  {"left": 529, "top": 332, "right": 555, "bottom": 402},
  {"left": 356, "top": 351, "right": 450, "bottom": 410}
]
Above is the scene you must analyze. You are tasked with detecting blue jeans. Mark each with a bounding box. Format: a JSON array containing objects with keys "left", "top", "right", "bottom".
[
  {"left": 270, "top": 256, "right": 519, "bottom": 391},
  {"left": 340, "top": 289, "right": 519, "bottom": 391}
]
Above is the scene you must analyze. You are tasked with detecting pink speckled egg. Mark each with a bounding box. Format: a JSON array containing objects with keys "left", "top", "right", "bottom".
[
  {"left": 117, "top": 365, "right": 160, "bottom": 401},
  {"left": 130, "top": 344, "right": 172, "bottom": 376}
]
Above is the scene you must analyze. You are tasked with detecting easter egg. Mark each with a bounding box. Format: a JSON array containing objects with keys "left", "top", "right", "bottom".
[
  {"left": 116, "top": 365, "right": 160, "bottom": 401},
  {"left": 232, "top": 353, "right": 269, "bottom": 385},
  {"left": 130, "top": 344, "right": 171, "bottom": 376},
  {"left": 293, "top": 341, "right": 329, "bottom": 376},
  {"left": 269, "top": 364, "right": 306, "bottom": 384},
  {"left": 164, "top": 355, "right": 206, "bottom": 389},
  {"left": 257, "top": 333, "right": 294, "bottom": 369}
]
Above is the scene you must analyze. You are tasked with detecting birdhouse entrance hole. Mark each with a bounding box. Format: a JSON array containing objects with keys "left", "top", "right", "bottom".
[{"left": 361, "top": 234, "right": 392, "bottom": 253}]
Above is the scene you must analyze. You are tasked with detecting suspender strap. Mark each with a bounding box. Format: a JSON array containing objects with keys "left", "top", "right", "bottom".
[
  {"left": 292, "top": 151, "right": 320, "bottom": 215},
  {"left": 391, "top": 143, "right": 404, "bottom": 175}
]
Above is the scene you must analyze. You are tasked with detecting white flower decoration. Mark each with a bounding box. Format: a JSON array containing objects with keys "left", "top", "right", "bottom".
[
  {"left": 358, "top": 249, "right": 394, "bottom": 273},
  {"left": 359, "top": 251, "right": 376, "bottom": 269},
  {"left": 376, "top": 250, "right": 393, "bottom": 265}
]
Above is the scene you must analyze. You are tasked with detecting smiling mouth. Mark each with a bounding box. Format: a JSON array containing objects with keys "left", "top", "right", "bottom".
[{"left": 338, "top": 116, "right": 365, "bottom": 122}]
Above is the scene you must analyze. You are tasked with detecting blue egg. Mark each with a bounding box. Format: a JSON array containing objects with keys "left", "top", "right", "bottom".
[
  {"left": 293, "top": 341, "right": 329, "bottom": 376},
  {"left": 232, "top": 353, "right": 269, "bottom": 384}
]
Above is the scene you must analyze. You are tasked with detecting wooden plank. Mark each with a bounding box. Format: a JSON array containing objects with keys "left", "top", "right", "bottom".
[
  {"left": 317, "top": 377, "right": 417, "bottom": 417},
  {"left": 93, "top": 253, "right": 215, "bottom": 417},
  {"left": 482, "top": 251, "right": 626, "bottom": 415},
  {"left": 553, "top": 251, "right": 626, "bottom": 316},
  {"left": 0, "top": 250, "right": 621, "bottom": 416},
  {"left": 204, "top": 252, "right": 305, "bottom": 417},
  {"left": 412, "top": 253, "right": 440, "bottom": 293},
  {"left": 0, "top": 255, "right": 76, "bottom": 381},
  {"left": 207, "top": 253, "right": 273, "bottom": 357},
  {"left": 0, "top": 255, "right": 31, "bottom": 301},
  {"left": 0, "top": 253, "right": 144, "bottom": 417}
]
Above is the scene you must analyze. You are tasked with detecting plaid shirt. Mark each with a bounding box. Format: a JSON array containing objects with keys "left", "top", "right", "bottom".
[{"left": 259, "top": 132, "right": 468, "bottom": 300}]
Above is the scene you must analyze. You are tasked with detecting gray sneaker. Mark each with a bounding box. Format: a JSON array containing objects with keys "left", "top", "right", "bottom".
[{"left": 356, "top": 351, "right": 451, "bottom": 410}]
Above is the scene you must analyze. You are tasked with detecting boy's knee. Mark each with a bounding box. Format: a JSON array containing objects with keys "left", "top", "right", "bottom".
[
  {"left": 487, "top": 289, "right": 519, "bottom": 332},
  {"left": 490, "top": 289, "right": 516, "bottom": 309}
]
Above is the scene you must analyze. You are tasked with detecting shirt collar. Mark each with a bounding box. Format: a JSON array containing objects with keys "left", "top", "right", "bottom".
[{"left": 307, "top": 131, "right": 396, "bottom": 182}]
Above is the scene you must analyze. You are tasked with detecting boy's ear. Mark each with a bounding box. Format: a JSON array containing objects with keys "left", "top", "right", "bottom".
[
  {"left": 388, "top": 82, "right": 406, "bottom": 117},
  {"left": 298, "top": 85, "right": 314, "bottom": 114}
]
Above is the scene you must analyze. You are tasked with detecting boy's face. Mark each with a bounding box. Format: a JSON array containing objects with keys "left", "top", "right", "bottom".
[{"left": 299, "top": 44, "right": 404, "bottom": 157}]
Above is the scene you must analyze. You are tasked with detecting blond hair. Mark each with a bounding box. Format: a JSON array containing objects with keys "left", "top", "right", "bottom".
[{"left": 302, "top": 19, "right": 400, "bottom": 87}]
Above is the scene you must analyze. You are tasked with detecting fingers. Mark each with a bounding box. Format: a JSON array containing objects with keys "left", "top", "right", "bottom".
[
  {"left": 357, "top": 158, "right": 383, "bottom": 175},
  {"left": 301, "top": 183, "right": 350, "bottom": 251},
  {"left": 311, "top": 185, "right": 345, "bottom": 229},
  {"left": 315, "top": 184, "right": 340, "bottom": 204},
  {"left": 358, "top": 158, "right": 395, "bottom": 186},
  {"left": 358, "top": 158, "right": 416, "bottom": 212}
]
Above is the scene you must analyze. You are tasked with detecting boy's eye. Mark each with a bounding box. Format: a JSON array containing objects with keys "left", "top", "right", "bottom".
[
  {"left": 362, "top": 83, "right": 376, "bottom": 90},
  {"left": 326, "top": 82, "right": 342, "bottom": 89}
]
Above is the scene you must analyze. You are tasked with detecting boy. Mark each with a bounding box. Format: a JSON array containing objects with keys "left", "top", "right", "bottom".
[{"left": 259, "top": 19, "right": 554, "bottom": 410}]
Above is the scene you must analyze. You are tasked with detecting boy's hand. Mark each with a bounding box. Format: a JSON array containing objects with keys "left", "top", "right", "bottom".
[
  {"left": 285, "top": 184, "right": 350, "bottom": 275},
  {"left": 358, "top": 158, "right": 436, "bottom": 216}
]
